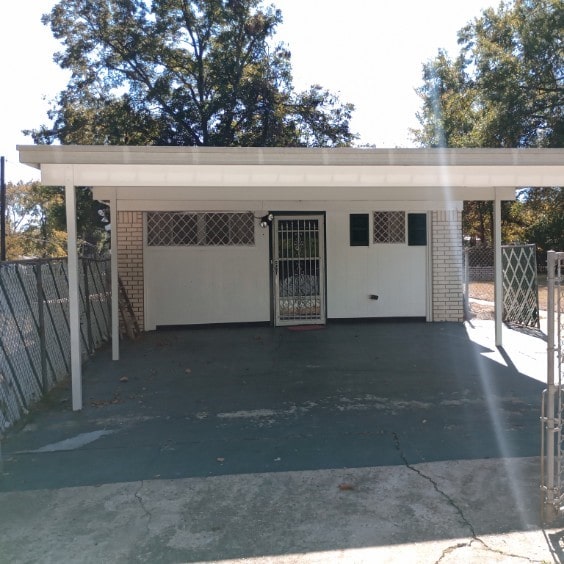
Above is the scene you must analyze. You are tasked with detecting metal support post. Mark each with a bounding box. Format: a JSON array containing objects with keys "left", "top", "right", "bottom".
[
  {"left": 494, "top": 191, "right": 503, "bottom": 347},
  {"left": 544, "top": 250, "right": 557, "bottom": 521}
]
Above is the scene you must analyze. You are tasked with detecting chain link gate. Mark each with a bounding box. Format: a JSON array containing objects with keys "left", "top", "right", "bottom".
[{"left": 541, "top": 251, "right": 564, "bottom": 523}]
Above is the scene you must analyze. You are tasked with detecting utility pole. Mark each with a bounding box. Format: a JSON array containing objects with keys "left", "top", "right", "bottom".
[{"left": 0, "top": 156, "right": 6, "bottom": 261}]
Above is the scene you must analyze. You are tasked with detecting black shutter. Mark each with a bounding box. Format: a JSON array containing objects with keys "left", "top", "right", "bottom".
[
  {"left": 350, "top": 214, "right": 369, "bottom": 246},
  {"left": 408, "top": 213, "right": 427, "bottom": 246}
]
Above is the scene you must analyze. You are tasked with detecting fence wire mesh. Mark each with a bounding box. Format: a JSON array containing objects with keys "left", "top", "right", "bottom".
[{"left": 0, "top": 258, "right": 111, "bottom": 431}]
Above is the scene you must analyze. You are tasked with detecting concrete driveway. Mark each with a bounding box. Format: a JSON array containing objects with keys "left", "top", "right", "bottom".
[{"left": 0, "top": 320, "right": 560, "bottom": 562}]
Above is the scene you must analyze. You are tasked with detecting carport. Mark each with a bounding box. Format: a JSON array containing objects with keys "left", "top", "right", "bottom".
[{"left": 16, "top": 145, "right": 564, "bottom": 411}]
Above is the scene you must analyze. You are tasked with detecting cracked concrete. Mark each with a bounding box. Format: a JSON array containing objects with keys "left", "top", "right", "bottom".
[
  {"left": 135, "top": 481, "right": 153, "bottom": 531},
  {"left": 392, "top": 431, "right": 477, "bottom": 536},
  {"left": 392, "top": 433, "right": 549, "bottom": 564},
  {"left": 0, "top": 321, "right": 560, "bottom": 562},
  {"left": 0, "top": 459, "right": 557, "bottom": 563}
]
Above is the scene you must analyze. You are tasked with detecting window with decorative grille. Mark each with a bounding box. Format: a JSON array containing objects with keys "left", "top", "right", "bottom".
[
  {"left": 373, "top": 211, "right": 405, "bottom": 244},
  {"left": 147, "top": 212, "right": 255, "bottom": 246}
]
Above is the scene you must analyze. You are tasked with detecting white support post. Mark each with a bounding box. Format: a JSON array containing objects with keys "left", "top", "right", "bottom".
[
  {"left": 65, "top": 169, "right": 82, "bottom": 411},
  {"left": 110, "top": 189, "right": 119, "bottom": 361},
  {"left": 494, "top": 190, "right": 503, "bottom": 347}
]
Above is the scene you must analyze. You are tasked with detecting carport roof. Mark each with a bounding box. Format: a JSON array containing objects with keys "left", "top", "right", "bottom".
[
  {"left": 17, "top": 144, "right": 564, "bottom": 168},
  {"left": 16, "top": 145, "right": 564, "bottom": 198}
]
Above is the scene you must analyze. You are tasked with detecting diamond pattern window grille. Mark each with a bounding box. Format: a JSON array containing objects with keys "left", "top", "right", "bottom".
[
  {"left": 147, "top": 212, "right": 254, "bottom": 246},
  {"left": 373, "top": 211, "right": 405, "bottom": 243}
]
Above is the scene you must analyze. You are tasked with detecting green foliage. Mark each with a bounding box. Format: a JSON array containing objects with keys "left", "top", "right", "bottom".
[
  {"left": 413, "top": 0, "right": 563, "bottom": 148},
  {"left": 30, "top": 0, "right": 355, "bottom": 148},
  {"left": 521, "top": 187, "right": 564, "bottom": 251},
  {"left": 4, "top": 182, "right": 107, "bottom": 259},
  {"left": 413, "top": 0, "right": 563, "bottom": 251},
  {"left": 4, "top": 181, "right": 66, "bottom": 258}
]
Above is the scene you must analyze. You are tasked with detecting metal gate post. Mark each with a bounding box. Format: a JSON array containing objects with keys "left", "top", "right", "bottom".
[{"left": 544, "top": 250, "right": 558, "bottom": 521}]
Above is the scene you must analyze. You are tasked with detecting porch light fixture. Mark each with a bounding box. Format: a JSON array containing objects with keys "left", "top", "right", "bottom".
[
  {"left": 260, "top": 213, "right": 273, "bottom": 228},
  {"left": 98, "top": 208, "right": 109, "bottom": 223}
]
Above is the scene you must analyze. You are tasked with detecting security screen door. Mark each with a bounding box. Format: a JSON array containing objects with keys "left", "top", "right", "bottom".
[{"left": 272, "top": 215, "right": 326, "bottom": 326}]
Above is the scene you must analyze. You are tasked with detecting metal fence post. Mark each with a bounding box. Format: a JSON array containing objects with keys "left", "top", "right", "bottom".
[
  {"left": 544, "top": 250, "right": 557, "bottom": 522},
  {"left": 35, "top": 262, "right": 48, "bottom": 394},
  {"left": 83, "top": 259, "right": 93, "bottom": 355},
  {"left": 463, "top": 249, "right": 469, "bottom": 315}
]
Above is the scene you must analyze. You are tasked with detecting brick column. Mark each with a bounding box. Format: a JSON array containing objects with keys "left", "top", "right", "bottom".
[
  {"left": 431, "top": 210, "right": 464, "bottom": 322},
  {"left": 117, "top": 211, "right": 144, "bottom": 331}
]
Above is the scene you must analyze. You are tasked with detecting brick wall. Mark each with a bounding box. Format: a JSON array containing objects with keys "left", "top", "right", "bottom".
[
  {"left": 431, "top": 210, "right": 464, "bottom": 322},
  {"left": 117, "top": 211, "right": 144, "bottom": 330}
]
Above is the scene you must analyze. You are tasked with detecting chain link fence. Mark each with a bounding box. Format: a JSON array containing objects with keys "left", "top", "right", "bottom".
[{"left": 0, "top": 258, "right": 111, "bottom": 431}]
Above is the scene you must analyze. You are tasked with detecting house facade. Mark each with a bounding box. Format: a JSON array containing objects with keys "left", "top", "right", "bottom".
[
  {"left": 114, "top": 206, "right": 462, "bottom": 331},
  {"left": 19, "top": 145, "right": 564, "bottom": 335}
]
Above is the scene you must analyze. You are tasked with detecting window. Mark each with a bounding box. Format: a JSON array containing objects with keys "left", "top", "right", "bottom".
[
  {"left": 408, "top": 213, "right": 427, "bottom": 246},
  {"left": 373, "top": 211, "right": 405, "bottom": 243},
  {"left": 350, "top": 214, "right": 369, "bottom": 246},
  {"left": 147, "top": 212, "right": 255, "bottom": 246}
]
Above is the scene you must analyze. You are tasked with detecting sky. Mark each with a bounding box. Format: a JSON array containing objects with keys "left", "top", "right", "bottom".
[{"left": 0, "top": 0, "right": 499, "bottom": 183}]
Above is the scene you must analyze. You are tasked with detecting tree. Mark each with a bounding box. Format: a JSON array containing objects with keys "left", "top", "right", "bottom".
[
  {"left": 3, "top": 181, "right": 108, "bottom": 260},
  {"left": 522, "top": 187, "right": 564, "bottom": 251},
  {"left": 413, "top": 0, "right": 563, "bottom": 149},
  {"left": 30, "top": 0, "right": 355, "bottom": 148},
  {"left": 4, "top": 181, "right": 67, "bottom": 259},
  {"left": 412, "top": 0, "right": 563, "bottom": 249}
]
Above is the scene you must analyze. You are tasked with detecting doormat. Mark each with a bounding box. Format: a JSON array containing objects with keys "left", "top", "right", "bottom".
[{"left": 287, "top": 325, "right": 326, "bottom": 332}]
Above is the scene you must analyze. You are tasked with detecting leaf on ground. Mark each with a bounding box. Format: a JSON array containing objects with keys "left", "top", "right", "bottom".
[
  {"left": 119, "top": 376, "right": 128, "bottom": 383},
  {"left": 338, "top": 483, "right": 355, "bottom": 491}
]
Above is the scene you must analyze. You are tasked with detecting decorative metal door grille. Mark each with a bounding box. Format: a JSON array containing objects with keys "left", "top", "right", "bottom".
[
  {"left": 147, "top": 212, "right": 254, "bottom": 246},
  {"left": 502, "top": 244, "right": 539, "bottom": 327},
  {"left": 273, "top": 216, "right": 325, "bottom": 325},
  {"left": 373, "top": 211, "right": 405, "bottom": 243},
  {"left": 541, "top": 251, "right": 564, "bottom": 523}
]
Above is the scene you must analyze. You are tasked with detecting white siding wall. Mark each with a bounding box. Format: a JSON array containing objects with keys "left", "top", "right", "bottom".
[
  {"left": 142, "top": 205, "right": 462, "bottom": 327},
  {"left": 144, "top": 217, "right": 270, "bottom": 329},
  {"left": 326, "top": 211, "right": 427, "bottom": 318}
]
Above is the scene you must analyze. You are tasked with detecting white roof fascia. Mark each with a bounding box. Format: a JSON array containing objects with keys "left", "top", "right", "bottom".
[{"left": 17, "top": 145, "right": 564, "bottom": 167}]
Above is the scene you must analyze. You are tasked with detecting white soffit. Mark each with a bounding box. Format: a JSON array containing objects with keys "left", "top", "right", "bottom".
[{"left": 39, "top": 163, "right": 560, "bottom": 192}]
